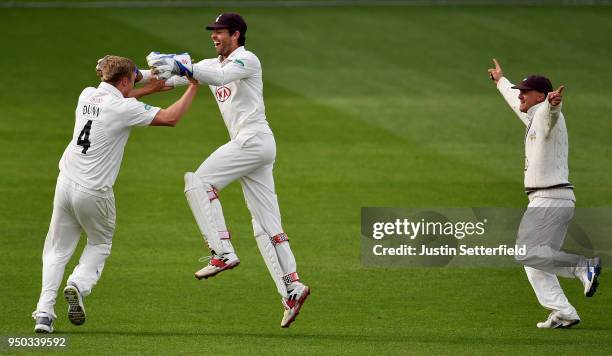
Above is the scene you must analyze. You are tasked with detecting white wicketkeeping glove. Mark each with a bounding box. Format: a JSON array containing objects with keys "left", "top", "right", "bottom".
[
  {"left": 146, "top": 52, "right": 168, "bottom": 67},
  {"left": 146, "top": 51, "right": 193, "bottom": 80}
]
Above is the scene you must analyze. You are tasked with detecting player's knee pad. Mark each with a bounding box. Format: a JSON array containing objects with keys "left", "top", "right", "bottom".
[
  {"left": 184, "top": 172, "right": 198, "bottom": 192},
  {"left": 264, "top": 231, "right": 297, "bottom": 276},
  {"left": 255, "top": 234, "right": 287, "bottom": 298},
  {"left": 185, "top": 172, "right": 221, "bottom": 203},
  {"left": 251, "top": 219, "right": 288, "bottom": 245},
  {"left": 184, "top": 172, "right": 232, "bottom": 254}
]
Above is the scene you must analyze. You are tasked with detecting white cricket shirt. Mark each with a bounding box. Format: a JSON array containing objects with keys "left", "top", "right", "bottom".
[
  {"left": 497, "top": 77, "right": 574, "bottom": 200},
  {"left": 59, "top": 82, "right": 160, "bottom": 190},
  {"left": 168, "top": 46, "right": 272, "bottom": 139}
]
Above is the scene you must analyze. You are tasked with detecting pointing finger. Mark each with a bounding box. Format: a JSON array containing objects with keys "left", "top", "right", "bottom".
[
  {"left": 493, "top": 58, "right": 501, "bottom": 70},
  {"left": 556, "top": 85, "right": 564, "bottom": 94}
]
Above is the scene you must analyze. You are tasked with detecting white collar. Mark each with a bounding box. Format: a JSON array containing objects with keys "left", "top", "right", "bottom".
[
  {"left": 527, "top": 101, "right": 544, "bottom": 117},
  {"left": 98, "top": 82, "right": 125, "bottom": 98},
  {"left": 218, "top": 46, "right": 246, "bottom": 63}
]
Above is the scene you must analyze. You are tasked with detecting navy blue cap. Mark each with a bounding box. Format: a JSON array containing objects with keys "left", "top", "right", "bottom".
[
  {"left": 512, "top": 75, "right": 553, "bottom": 94},
  {"left": 206, "top": 13, "right": 247, "bottom": 35}
]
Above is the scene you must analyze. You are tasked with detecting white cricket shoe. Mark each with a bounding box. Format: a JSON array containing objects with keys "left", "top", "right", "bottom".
[
  {"left": 63, "top": 283, "right": 86, "bottom": 325},
  {"left": 194, "top": 253, "right": 240, "bottom": 280},
  {"left": 280, "top": 282, "right": 310, "bottom": 328},
  {"left": 575, "top": 257, "right": 602, "bottom": 297},
  {"left": 536, "top": 311, "right": 580, "bottom": 329},
  {"left": 33, "top": 312, "right": 54, "bottom": 333}
]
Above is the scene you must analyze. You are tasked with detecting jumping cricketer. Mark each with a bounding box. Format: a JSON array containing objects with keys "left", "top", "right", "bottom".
[
  {"left": 488, "top": 58, "right": 602, "bottom": 329},
  {"left": 32, "top": 56, "right": 199, "bottom": 333},
  {"left": 146, "top": 13, "right": 310, "bottom": 328}
]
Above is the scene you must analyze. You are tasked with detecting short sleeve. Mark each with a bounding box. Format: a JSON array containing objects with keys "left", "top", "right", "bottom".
[
  {"left": 79, "top": 87, "right": 96, "bottom": 100},
  {"left": 120, "top": 98, "right": 161, "bottom": 127}
]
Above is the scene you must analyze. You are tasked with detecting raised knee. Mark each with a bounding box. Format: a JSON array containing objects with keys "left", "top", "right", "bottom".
[
  {"left": 184, "top": 172, "right": 198, "bottom": 192},
  {"left": 203, "top": 183, "right": 219, "bottom": 201},
  {"left": 184, "top": 172, "right": 219, "bottom": 201},
  {"left": 514, "top": 250, "right": 537, "bottom": 266},
  {"left": 514, "top": 253, "right": 528, "bottom": 264}
]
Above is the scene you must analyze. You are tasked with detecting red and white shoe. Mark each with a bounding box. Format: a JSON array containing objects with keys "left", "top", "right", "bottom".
[
  {"left": 194, "top": 253, "right": 240, "bottom": 280},
  {"left": 281, "top": 282, "right": 310, "bottom": 328}
]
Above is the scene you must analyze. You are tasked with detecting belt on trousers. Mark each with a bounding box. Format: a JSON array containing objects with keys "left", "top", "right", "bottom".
[{"left": 524, "top": 183, "right": 574, "bottom": 195}]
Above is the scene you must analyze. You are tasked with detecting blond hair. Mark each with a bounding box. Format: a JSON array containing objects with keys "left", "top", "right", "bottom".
[{"left": 96, "top": 55, "right": 136, "bottom": 84}]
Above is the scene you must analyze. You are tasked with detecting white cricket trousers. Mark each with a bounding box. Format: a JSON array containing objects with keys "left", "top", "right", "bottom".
[
  {"left": 516, "top": 196, "right": 582, "bottom": 319},
  {"left": 196, "top": 131, "right": 284, "bottom": 238},
  {"left": 192, "top": 131, "right": 299, "bottom": 293},
  {"left": 34, "top": 173, "right": 115, "bottom": 319}
]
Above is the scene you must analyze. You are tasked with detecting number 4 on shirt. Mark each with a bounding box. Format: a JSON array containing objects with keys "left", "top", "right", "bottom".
[{"left": 77, "top": 120, "right": 93, "bottom": 154}]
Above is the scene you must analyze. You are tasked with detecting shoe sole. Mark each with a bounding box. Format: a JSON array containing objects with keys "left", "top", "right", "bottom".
[
  {"left": 195, "top": 260, "right": 240, "bottom": 280},
  {"left": 64, "top": 286, "right": 86, "bottom": 325},
  {"left": 281, "top": 286, "right": 311, "bottom": 328},
  {"left": 585, "top": 260, "right": 602, "bottom": 298},
  {"left": 538, "top": 318, "right": 580, "bottom": 329},
  {"left": 34, "top": 325, "right": 53, "bottom": 333}
]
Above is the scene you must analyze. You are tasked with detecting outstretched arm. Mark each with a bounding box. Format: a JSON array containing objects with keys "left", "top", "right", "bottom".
[
  {"left": 148, "top": 52, "right": 258, "bottom": 87},
  {"left": 488, "top": 58, "right": 528, "bottom": 126},
  {"left": 150, "top": 78, "right": 199, "bottom": 127},
  {"left": 543, "top": 85, "right": 564, "bottom": 138},
  {"left": 128, "top": 76, "right": 174, "bottom": 99},
  {"left": 191, "top": 58, "right": 258, "bottom": 86}
]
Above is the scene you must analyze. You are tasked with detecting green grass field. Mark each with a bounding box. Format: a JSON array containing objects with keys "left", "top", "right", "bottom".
[{"left": 1, "top": 4, "right": 611, "bottom": 355}]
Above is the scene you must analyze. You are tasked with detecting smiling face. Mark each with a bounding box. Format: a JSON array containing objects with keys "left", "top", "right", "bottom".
[
  {"left": 518, "top": 89, "right": 546, "bottom": 113},
  {"left": 210, "top": 28, "right": 240, "bottom": 59}
]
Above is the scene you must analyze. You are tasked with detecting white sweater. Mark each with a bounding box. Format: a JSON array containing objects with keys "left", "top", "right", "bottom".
[{"left": 497, "top": 77, "right": 575, "bottom": 201}]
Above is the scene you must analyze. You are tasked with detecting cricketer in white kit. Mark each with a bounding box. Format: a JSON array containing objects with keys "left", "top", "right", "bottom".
[
  {"left": 32, "top": 56, "right": 199, "bottom": 333},
  {"left": 488, "top": 59, "right": 602, "bottom": 329},
  {"left": 146, "top": 13, "right": 309, "bottom": 328}
]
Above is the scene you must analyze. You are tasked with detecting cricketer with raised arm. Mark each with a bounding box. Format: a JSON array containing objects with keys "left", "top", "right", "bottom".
[{"left": 488, "top": 58, "right": 601, "bottom": 329}]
